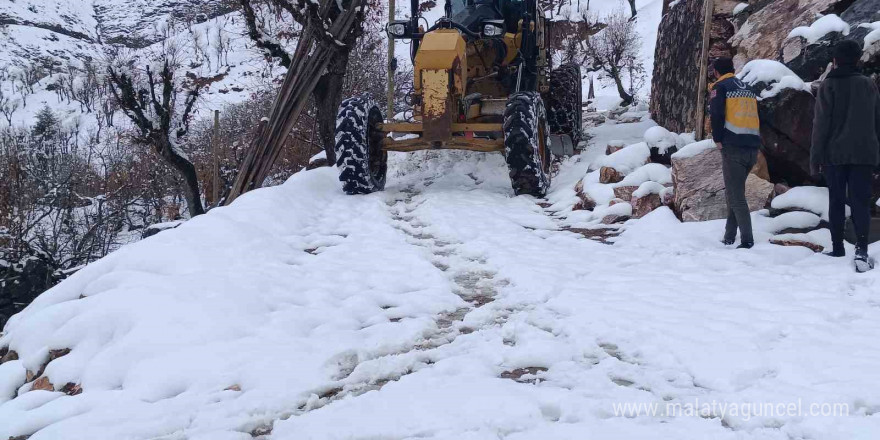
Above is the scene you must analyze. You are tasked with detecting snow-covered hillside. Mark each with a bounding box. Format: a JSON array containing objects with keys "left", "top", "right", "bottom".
[
  {"left": 0, "top": 0, "right": 281, "bottom": 129},
  {"left": 1, "top": 0, "right": 663, "bottom": 130},
  {"left": 3, "top": 114, "right": 880, "bottom": 439}
]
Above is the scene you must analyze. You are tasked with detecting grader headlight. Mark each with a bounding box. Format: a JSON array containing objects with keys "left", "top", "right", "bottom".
[
  {"left": 481, "top": 20, "right": 506, "bottom": 38},
  {"left": 386, "top": 21, "right": 411, "bottom": 39}
]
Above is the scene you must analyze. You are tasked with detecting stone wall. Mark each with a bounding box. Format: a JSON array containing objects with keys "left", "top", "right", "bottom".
[{"left": 648, "top": 0, "right": 705, "bottom": 133}]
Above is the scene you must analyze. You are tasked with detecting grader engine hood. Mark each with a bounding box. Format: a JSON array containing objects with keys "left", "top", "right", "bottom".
[{"left": 414, "top": 29, "right": 467, "bottom": 142}]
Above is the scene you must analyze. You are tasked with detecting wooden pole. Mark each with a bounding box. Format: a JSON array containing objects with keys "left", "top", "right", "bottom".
[
  {"left": 224, "top": 0, "right": 364, "bottom": 205},
  {"left": 694, "top": 0, "right": 714, "bottom": 140},
  {"left": 212, "top": 109, "right": 220, "bottom": 207},
  {"left": 387, "top": 0, "right": 396, "bottom": 117}
]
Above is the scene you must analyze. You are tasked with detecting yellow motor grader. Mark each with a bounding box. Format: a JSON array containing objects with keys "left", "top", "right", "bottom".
[{"left": 334, "top": 0, "right": 583, "bottom": 196}]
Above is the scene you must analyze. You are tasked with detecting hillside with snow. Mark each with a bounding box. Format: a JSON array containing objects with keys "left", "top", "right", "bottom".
[
  {"left": 3, "top": 112, "right": 880, "bottom": 439},
  {"left": 0, "top": 0, "right": 282, "bottom": 129},
  {"left": 9, "top": 2, "right": 880, "bottom": 439}
]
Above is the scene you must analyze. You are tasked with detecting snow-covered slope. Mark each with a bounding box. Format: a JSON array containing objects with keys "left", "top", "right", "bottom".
[
  {"left": 2, "top": 119, "right": 880, "bottom": 439},
  {"left": 0, "top": 0, "right": 274, "bottom": 128}
]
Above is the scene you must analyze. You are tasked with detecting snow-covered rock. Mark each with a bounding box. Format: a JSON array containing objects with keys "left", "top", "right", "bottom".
[
  {"left": 307, "top": 150, "right": 330, "bottom": 170},
  {"left": 592, "top": 142, "right": 651, "bottom": 175},
  {"left": 643, "top": 126, "right": 679, "bottom": 163},
  {"left": 599, "top": 166, "right": 623, "bottom": 184},
  {"left": 861, "top": 21, "right": 880, "bottom": 51},
  {"left": 670, "top": 139, "right": 716, "bottom": 160},
  {"left": 787, "top": 14, "right": 851, "bottom": 44},
  {"left": 766, "top": 210, "right": 824, "bottom": 234},
  {"left": 738, "top": 60, "right": 811, "bottom": 99},
  {"left": 616, "top": 163, "right": 672, "bottom": 188},
  {"left": 771, "top": 186, "right": 834, "bottom": 220}
]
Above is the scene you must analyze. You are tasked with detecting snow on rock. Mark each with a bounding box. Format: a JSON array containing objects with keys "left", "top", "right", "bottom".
[
  {"left": 595, "top": 200, "right": 633, "bottom": 223},
  {"left": 860, "top": 21, "right": 880, "bottom": 51},
  {"left": 307, "top": 150, "right": 330, "bottom": 170},
  {"left": 766, "top": 210, "right": 823, "bottom": 233},
  {"left": 643, "top": 126, "right": 678, "bottom": 154},
  {"left": 592, "top": 142, "right": 651, "bottom": 174},
  {"left": 738, "top": 60, "right": 811, "bottom": 99},
  {"left": 633, "top": 181, "right": 667, "bottom": 199},
  {"left": 670, "top": 139, "right": 716, "bottom": 160},
  {"left": 0, "top": 361, "right": 26, "bottom": 404},
  {"left": 733, "top": 2, "right": 749, "bottom": 15},
  {"left": 771, "top": 186, "right": 833, "bottom": 220},
  {"left": 787, "top": 14, "right": 850, "bottom": 44},
  {"left": 616, "top": 163, "right": 672, "bottom": 188}
]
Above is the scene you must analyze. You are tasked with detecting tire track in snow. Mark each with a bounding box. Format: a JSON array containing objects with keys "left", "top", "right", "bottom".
[{"left": 246, "top": 186, "right": 511, "bottom": 438}]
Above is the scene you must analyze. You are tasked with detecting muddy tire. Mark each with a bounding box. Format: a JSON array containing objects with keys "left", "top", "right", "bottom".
[
  {"left": 503, "top": 92, "right": 551, "bottom": 197},
  {"left": 547, "top": 63, "right": 583, "bottom": 147},
  {"left": 335, "top": 96, "right": 388, "bottom": 195}
]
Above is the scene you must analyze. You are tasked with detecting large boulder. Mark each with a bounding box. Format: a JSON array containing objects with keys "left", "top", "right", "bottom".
[
  {"left": 755, "top": 87, "right": 816, "bottom": 186},
  {"left": 672, "top": 143, "right": 775, "bottom": 222}
]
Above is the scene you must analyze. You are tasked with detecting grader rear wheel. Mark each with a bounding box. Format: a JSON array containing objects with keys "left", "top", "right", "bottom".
[{"left": 547, "top": 63, "right": 584, "bottom": 147}]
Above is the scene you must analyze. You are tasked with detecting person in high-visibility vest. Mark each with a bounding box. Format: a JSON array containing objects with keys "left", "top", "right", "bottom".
[{"left": 709, "top": 57, "right": 761, "bottom": 249}]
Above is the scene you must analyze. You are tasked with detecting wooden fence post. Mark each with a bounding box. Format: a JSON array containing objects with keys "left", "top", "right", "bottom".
[
  {"left": 212, "top": 110, "right": 220, "bottom": 207},
  {"left": 387, "top": 0, "right": 396, "bottom": 118},
  {"left": 694, "top": 0, "right": 714, "bottom": 140}
]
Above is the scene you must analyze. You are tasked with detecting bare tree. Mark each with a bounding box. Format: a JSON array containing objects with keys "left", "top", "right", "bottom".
[
  {"left": 106, "top": 46, "right": 214, "bottom": 217},
  {"left": 238, "top": 0, "right": 375, "bottom": 165},
  {"left": 0, "top": 88, "right": 19, "bottom": 127},
  {"left": 583, "top": 11, "right": 642, "bottom": 106},
  {"left": 64, "top": 60, "right": 102, "bottom": 113}
]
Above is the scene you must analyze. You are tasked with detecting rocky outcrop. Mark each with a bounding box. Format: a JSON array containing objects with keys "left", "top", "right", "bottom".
[
  {"left": 729, "top": 0, "right": 841, "bottom": 70},
  {"left": 672, "top": 146, "right": 775, "bottom": 221},
  {"left": 786, "top": 0, "right": 880, "bottom": 81},
  {"left": 650, "top": 0, "right": 706, "bottom": 133}
]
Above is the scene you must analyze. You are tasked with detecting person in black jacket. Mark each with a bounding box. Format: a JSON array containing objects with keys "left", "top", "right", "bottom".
[
  {"left": 811, "top": 40, "right": 880, "bottom": 266},
  {"left": 710, "top": 57, "right": 762, "bottom": 249}
]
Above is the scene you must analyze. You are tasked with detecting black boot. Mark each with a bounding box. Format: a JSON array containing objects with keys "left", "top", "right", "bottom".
[
  {"left": 854, "top": 241, "right": 874, "bottom": 273},
  {"left": 736, "top": 241, "right": 754, "bottom": 249},
  {"left": 721, "top": 237, "right": 735, "bottom": 246},
  {"left": 824, "top": 243, "right": 845, "bottom": 258}
]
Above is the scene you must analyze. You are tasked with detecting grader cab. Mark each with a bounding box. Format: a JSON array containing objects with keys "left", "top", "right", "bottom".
[{"left": 334, "top": 0, "right": 583, "bottom": 196}]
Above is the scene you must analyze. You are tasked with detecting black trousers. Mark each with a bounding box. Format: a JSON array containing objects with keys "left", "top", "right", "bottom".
[
  {"left": 722, "top": 147, "right": 759, "bottom": 244},
  {"left": 825, "top": 164, "right": 874, "bottom": 249}
]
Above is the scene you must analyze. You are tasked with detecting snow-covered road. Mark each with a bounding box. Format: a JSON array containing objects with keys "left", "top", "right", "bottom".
[{"left": 2, "top": 120, "right": 880, "bottom": 439}]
